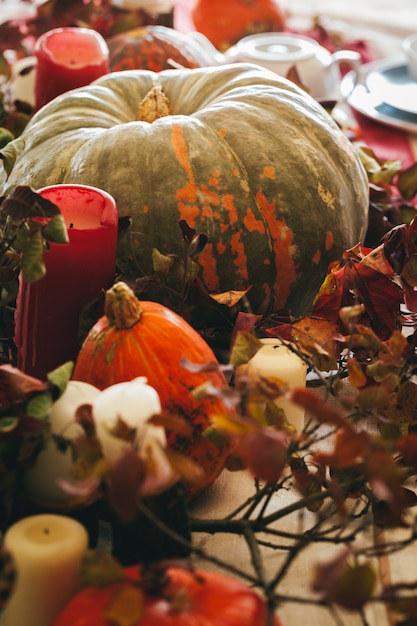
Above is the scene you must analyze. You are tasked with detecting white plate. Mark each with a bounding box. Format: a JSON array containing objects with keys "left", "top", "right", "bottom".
[
  {"left": 341, "top": 59, "right": 417, "bottom": 134},
  {"left": 366, "top": 63, "right": 417, "bottom": 114}
]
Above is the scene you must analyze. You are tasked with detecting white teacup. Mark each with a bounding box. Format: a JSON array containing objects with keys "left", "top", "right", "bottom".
[
  {"left": 403, "top": 33, "right": 417, "bottom": 81},
  {"left": 223, "top": 33, "right": 361, "bottom": 100}
]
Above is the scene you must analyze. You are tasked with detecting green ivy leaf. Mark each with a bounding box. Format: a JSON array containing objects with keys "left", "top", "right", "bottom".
[
  {"left": 25, "top": 392, "right": 52, "bottom": 419},
  {"left": 42, "top": 214, "right": 69, "bottom": 244},
  {"left": 46, "top": 361, "right": 73, "bottom": 400},
  {"left": 152, "top": 247, "right": 173, "bottom": 275},
  {"left": 229, "top": 331, "right": 262, "bottom": 367},
  {"left": 19, "top": 228, "right": 46, "bottom": 283},
  {"left": 0, "top": 416, "right": 19, "bottom": 432},
  {"left": 398, "top": 161, "right": 417, "bottom": 201}
]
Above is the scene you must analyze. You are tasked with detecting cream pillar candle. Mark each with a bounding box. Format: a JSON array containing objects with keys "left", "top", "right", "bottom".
[
  {"left": 247, "top": 338, "right": 307, "bottom": 431},
  {"left": 92, "top": 377, "right": 165, "bottom": 463},
  {"left": 21, "top": 380, "right": 101, "bottom": 502},
  {"left": 2, "top": 514, "right": 88, "bottom": 626}
]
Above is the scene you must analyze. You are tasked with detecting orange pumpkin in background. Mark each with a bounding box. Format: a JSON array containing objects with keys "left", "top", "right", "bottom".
[
  {"left": 108, "top": 25, "right": 211, "bottom": 72},
  {"left": 191, "top": 0, "right": 286, "bottom": 51}
]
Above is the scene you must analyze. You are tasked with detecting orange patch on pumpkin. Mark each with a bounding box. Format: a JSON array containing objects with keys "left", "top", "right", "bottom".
[
  {"left": 263, "top": 166, "right": 275, "bottom": 179},
  {"left": 312, "top": 249, "right": 321, "bottom": 264},
  {"left": 216, "top": 240, "right": 226, "bottom": 255},
  {"left": 325, "top": 230, "right": 334, "bottom": 250},
  {"left": 243, "top": 207, "right": 265, "bottom": 234},
  {"left": 222, "top": 194, "right": 239, "bottom": 225},
  {"left": 209, "top": 169, "right": 221, "bottom": 188},
  {"left": 200, "top": 242, "right": 220, "bottom": 291},
  {"left": 200, "top": 185, "right": 221, "bottom": 207},
  {"left": 230, "top": 231, "right": 248, "bottom": 281},
  {"left": 255, "top": 190, "right": 296, "bottom": 310}
]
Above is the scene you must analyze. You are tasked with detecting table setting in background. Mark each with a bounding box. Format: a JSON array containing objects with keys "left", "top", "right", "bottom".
[{"left": 2, "top": 1, "right": 417, "bottom": 626}]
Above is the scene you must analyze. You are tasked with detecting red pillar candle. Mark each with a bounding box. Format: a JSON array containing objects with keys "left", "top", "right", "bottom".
[
  {"left": 14, "top": 184, "right": 118, "bottom": 380},
  {"left": 34, "top": 27, "right": 109, "bottom": 111}
]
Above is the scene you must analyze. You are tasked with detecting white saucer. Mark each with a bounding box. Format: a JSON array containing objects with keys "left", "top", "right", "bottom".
[
  {"left": 341, "top": 59, "right": 417, "bottom": 134},
  {"left": 366, "top": 63, "right": 417, "bottom": 114}
]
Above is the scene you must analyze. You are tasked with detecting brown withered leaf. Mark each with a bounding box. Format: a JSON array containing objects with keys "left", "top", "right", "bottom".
[
  {"left": 325, "top": 563, "right": 376, "bottom": 610},
  {"left": 292, "top": 315, "right": 342, "bottom": 366},
  {"left": 149, "top": 412, "right": 193, "bottom": 438},
  {"left": 211, "top": 289, "right": 250, "bottom": 308},
  {"left": 291, "top": 388, "right": 351, "bottom": 431},
  {"left": 164, "top": 447, "right": 206, "bottom": 487},
  {"left": 0, "top": 364, "right": 48, "bottom": 404},
  {"left": 396, "top": 433, "right": 417, "bottom": 472},
  {"left": 1, "top": 185, "right": 61, "bottom": 220},
  {"left": 313, "top": 428, "right": 370, "bottom": 470},
  {"left": 229, "top": 331, "right": 263, "bottom": 367},
  {"left": 105, "top": 450, "right": 146, "bottom": 524},
  {"left": 311, "top": 547, "right": 350, "bottom": 594},
  {"left": 346, "top": 357, "right": 367, "bottom": 389},
  {"left": 236, "top": 428, "right": 289, "bottom": 483}
]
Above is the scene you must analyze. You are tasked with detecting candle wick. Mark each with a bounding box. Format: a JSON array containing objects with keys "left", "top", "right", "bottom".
[
  {"left": 43, "top": 528, "right": 50, "bottom": 535},
  {"left": 69, "top": 223, "right": 74, "bottom": 228}
]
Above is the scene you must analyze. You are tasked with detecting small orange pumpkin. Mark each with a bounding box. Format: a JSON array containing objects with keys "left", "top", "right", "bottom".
[
  {"left": 192, "top": 0, "right": 286, "bottom": 51},
  {"left": 53, "top": 565, "right": 282, "bottom": 626},
  {"left": 72, "top": 282, "right": 232, "bottom": 498}
]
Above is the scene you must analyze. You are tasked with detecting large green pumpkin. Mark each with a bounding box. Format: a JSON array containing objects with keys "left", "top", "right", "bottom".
[{"left": 2, "top": 64, "right": 368, "bottom": 317}]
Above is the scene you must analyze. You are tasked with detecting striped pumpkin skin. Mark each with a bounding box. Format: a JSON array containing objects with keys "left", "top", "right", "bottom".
[
  {"left": 2, "top": 64, "right": 369, "bottom": 318},
  {"left": 108, "top": 25, "right": 210, "bottom": 72}
]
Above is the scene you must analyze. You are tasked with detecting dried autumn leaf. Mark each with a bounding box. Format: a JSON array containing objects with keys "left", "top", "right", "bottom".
[
  {"left": 0, "top": 363, "right": 48, "bottom": 400},
  {"left": 164, "top": 447, "right": 206, "bottom": 487},
  {"left": 80, "top": 549, "right": 126, "bottom": 588},
  {"left": 237, "top": 428, "right": 289, "bottom": 483},
  {"left": 401, "top": 256, "right": 417, "bottom": 287},
  {"left": 210, "top": 289, "right": 250, "bottom": 308},
  {"left": 397, "top": 160, "right": 417, "bottom": 201},
  {"left": 396, "top": 433, "right": 417, "bottom": 472},
  {"left": 105, "top": 450, "right": 146, "bottom": 524},
  {"left": 229, "top": 331, "right": 262, "bottom": 367},
  {"left": 313, "top": 428, "right": 370, "bottom": 470},
  {"left": 292, "top": 315, "right": 341, "bottom": 367},
  {"left": 290, "top": 388, "right": 350, "bottom": 430},
  {"left": 355, "top": 385, "right": 390, "bottom": 411},
  {"left": 311, "top": 547, "right": 350, "bottom": 593},
  {"left": 152, "top": 248, "right": 174, "bottom": 275},
  {"left": 346, "top": 357, "right": 367, "bottom": 388},
  {"left": 325, "top": 563, "right": 376, "bottom": 610},
  {"left": 104, "top": 585, "right": 145, "bottom": 626}
]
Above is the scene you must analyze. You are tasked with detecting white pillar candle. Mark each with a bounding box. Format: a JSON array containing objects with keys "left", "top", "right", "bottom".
[
  {"left": 21, "top": 381, "right": 100, "bottom": 502},
  {"left": 92, "top": 377, "right": 165, "bottom": 463},
  {"left": 2, "top": 514, "right": 88, "bottom": 626},
  {"left": 246, "top": 338, "right": 307, "bottom": 431}
]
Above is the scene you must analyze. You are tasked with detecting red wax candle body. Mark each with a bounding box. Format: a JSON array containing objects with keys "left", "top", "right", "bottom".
[
  {"left": 14, "top": 184, "right": 118, "bottom": 380},
  {"left": 34, "top": 27, "right": 109, "bottom": 111}
]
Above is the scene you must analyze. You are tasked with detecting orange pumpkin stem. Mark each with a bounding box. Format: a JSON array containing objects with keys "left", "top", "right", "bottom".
[{"left": 105, "top": 282, "right": 142, "bottom": 329}]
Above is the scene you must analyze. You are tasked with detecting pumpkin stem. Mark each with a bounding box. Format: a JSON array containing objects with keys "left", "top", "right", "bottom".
[
  {"left": 105, "top": 282, "right": 142, "bottom": 329},
  {"left": 137, "top": 85, "right": 173, "bottom": 122}
]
